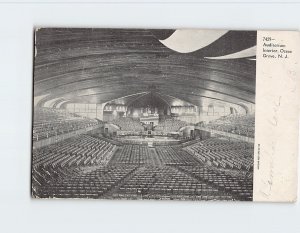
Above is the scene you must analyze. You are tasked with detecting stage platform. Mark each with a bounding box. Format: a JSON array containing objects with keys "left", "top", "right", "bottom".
[{"left": 115, "top": 135, "right": 180, "bottom": 147}]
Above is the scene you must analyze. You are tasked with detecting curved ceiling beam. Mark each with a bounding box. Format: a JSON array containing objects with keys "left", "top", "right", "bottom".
[
  {"left": 160, "top": 93, "right": 247, "bottom": 112},
  {"left": 157, "top": 91, "right": 236, "bottom": 107},
  {"left": 35, "top": 69, "right": 255, "bottom": 97},
  {"left": 126, "top": 92, "right": 173, "bottom": 109},
  {"left": 33, "top": 94, "right": 50, "bottom": 107},
  {"left": 155, "top": 93, "right": 194, "bottom": 106},
  {"left": 56, "top": 100, "right": 71, "bottom": 109},
  {"left": 34, "top": 29, "right": 256, "bottom": 111},
  {"left": 37, "top": 79, "right": 254, "bottom": 104},
  {"left": 37, "top": 83, "right": 253, "bottom": 105},
  {"left": 73, "top": 86, "right": 254, "bottom": 105},
  {"left": 123, "top": 92, "right": 151, "bottom": 107},
  {"left": 205, "top": 46, "right": 257, "bottom": 60},
  {"left": 42, "top": 97, "right": 63, "bottom": 108},
  {"left": 34, "top": 56, "right": 255, "bottom": 84},
  {"left": 37, "top": 84, "right": 253, "bottom": 110},
  {"left": 159, "top": 89, "right": 255, "bottom": 105},
  {"left": 104, "top": 92, "right": 149, "bottom": 106},
  {"left": 34, "top": 69, "right": 255, "bottom": 104},
  {"left": 52, "top": 98, "right": 67, "bottom": 108}
]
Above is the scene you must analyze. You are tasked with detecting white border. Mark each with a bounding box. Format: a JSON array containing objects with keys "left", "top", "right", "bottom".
[{"left": 0, "top": 2, "right": 300, "bottom": 233}]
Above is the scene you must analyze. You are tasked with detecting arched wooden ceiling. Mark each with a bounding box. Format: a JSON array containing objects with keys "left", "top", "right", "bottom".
[{"left": 34, "top": 28, "right": 256, "bottom": 108}]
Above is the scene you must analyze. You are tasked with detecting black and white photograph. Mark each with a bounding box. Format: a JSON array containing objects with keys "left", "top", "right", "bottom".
[
  {"left": 31, "top": 28, "right": 256, "bottom": 201},
  {"left": 2, "top": 2, "right": 300, "bottom": 233}
]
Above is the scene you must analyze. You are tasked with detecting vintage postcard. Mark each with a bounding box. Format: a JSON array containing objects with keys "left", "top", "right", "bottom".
[{"left": 31, "top": 28, "right": 299, "bottom": 202}]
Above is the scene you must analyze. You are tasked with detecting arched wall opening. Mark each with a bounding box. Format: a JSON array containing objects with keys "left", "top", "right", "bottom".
[{"left": 126, "top": 92, "right": 171, "bottom": 119}]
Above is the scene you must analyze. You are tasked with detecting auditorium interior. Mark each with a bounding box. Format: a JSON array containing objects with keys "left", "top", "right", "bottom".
[{"left": 32, "top": 28, "right": 256, "bottom": 201}]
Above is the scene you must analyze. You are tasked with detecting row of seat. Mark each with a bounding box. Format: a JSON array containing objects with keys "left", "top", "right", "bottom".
[
  {"left": 34, "top": 107, "right": 78, "bottom": 122},
  {"left": 109, "top": 145, "right": 201, "bottom": 166},
  {"left": 202, "top": 114, "right": 255, "bottom": 138},
  {"left": 154, "top": 119, "right": 189, "bottom": 132},
  {"left": 32, "top": 165, "right": 82, "bottom": 194},
  {"left": 32, "top": 135, "right": 116, "bottom": 167},
  {"left": 110, "top": 117, "right": 144, "bottom": 131},
  {"left": 33, "top": 119, "right": 99, "bottom": 141},
  {"left": 32, "top": 133, "right": 253, "bottom": 201},
  {"left": 183, "top": 137, "right": 254, "bottom": 171},
  {"left": 33, "top": 165, "right": 138, "bottom": 198},
  {"left": 109, "top": 145, "right": 152, "bottom": 165},
  {"left": 178, "top": 166, "right": 253, "bottom": 201},
  {"left": 155, "top": 146, "right": 201, "bottom": 166},
  {"left": 33, "top": 107, "right": 101, "bottom": 141},
  {"left": 33, "top": 165, "right": 242, "bottom": 201},
  {"left": 111, "top": 166, "right": 234, "bottom": 200}
]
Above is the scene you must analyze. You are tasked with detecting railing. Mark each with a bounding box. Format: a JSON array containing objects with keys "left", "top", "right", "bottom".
[
  {"left": 32, "top": 124, "right": 102, "bottom": 149},
  {"left": 195, "top": 126, "right": 255, "bottom": 143}
]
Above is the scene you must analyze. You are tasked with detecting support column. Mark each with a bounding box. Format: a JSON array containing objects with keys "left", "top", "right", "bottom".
[{"left": 96, "top": 103, "right": 105, "bottom": 121}]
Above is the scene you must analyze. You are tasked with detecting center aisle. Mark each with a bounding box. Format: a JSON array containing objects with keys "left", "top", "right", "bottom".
[{"left": 149, "top": 148, "right": 163, "bottom": 167}]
